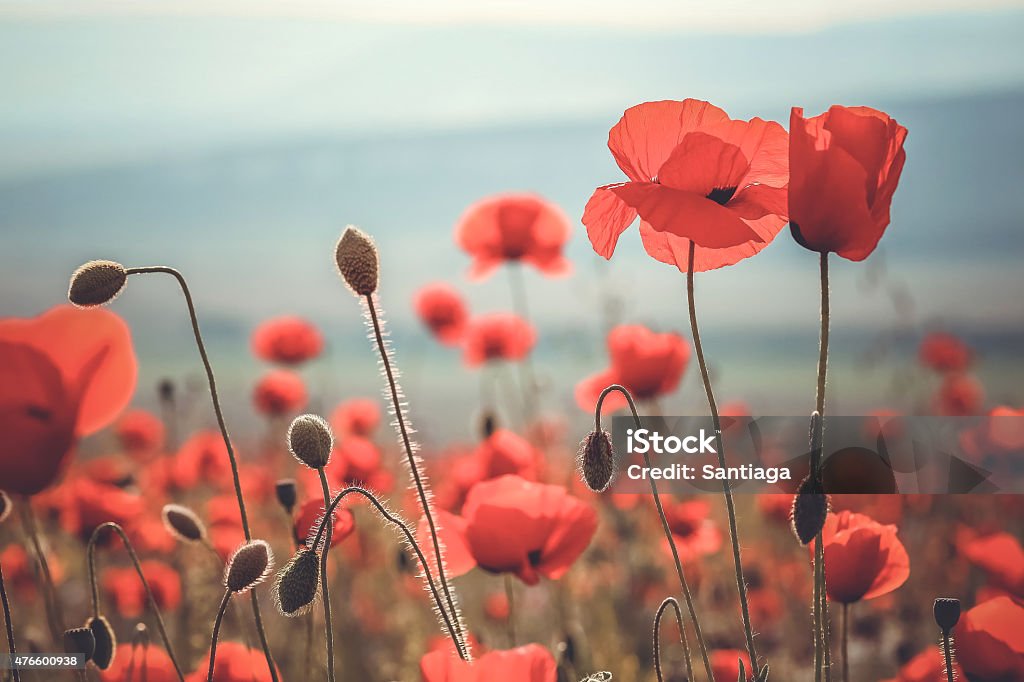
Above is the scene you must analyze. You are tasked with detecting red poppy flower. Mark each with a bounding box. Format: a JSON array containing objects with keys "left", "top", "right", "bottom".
[
  {"left": 959, "top": 531, "right": 1024, "bottom": 597},
  {"left": 575, "top": 325, "right": 689, "bottom": 412},
  {"left": 661, "top": 498, "right": 722, "bottom": 561},
  {"left": 0, "top": 544, "right": 64, "bottom": 600},
  {"left": 935, "top": 373, "right": 984, "bottom": 416},
  {"left": 461, "top": 314, "right": 536, "bottom": 367},
  {"left": 919, "top": 332, "right": 972, "bottom": 373},
  {"left": 710, "top": 649, "right": 752, "bottom": 682},
  {"left": 116, "top": 408, "right": 164, "bottom": 454},
  {"left": 583, "top": 99, "right": 789, "bottom": 273},
  {"left": 334, "top": 436, "right": 382, "bottom": 484},
  {"left": 187, "top": 641, "right": 279, "bottom": 682},
  {"left": 756, "top": 494, "right": 794, "bottom": 525},
  {"left": 789, "top": 105, "right": 907, "bottom": 260},
  {"left": 420, "top": 643, "right": 557, "bottom": 682},
  {"left": 0, "top": 305, "right": 136, "bottom": 495},
  {"left": 956, "top": 596, "right": 1024, "bottom": 682},
  {"left": 813, "top": 510, "right": 910, "bottom": 604},
  {"left": 102, "top": 559, "right": 181, "bottom": 617},
  {"left": 414, "top": 283, "right": 470, "bottom": 346},
  {"left": 58, "top": 477, "right": 144, "bottom": 541},
  {"left": 472, "top": 429, "right": 541, "bottom": 481},
  {"left": 100, "top": 644, "right": 179, "bottom": 682},
  {"left": 484, "top": 591, "right": 511, "bottom": 621},
  {"left": 330, "top": 398, "right": 381, "bottom": 437},
  {"left": 251, "top": 316, "right": 324, "bottom": 366},
  {"left": 455, "top": 193, "right": 571, "bottom": 280},
  {"left": 252, "top": 370, "right": 307, "bottom": 417},
  {"left": 881, "top": 649, "right": 963, "bottom": 682},
  {"left": 462, "top": 475, "right": 597, "bottom": 585},
  {"left": 294, "top": 498, "right": 356, "bottom": 548},
  {"left": 174, "top": 431, "right": 232, "bottom": 489}
]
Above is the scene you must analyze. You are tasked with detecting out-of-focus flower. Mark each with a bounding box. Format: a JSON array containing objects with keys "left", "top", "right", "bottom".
[
  {"left": 455, "top": 193, "right": 571, "bottom": 280},
  {"left": 661, "top": 498, "right": 722, "bottom": 561},
  {"left": 174, "top": 431, "right": 232, "bottom": 489},
  {"left": 956, "top": 596, "right": 1024, "bottom": 682},
  {"left": 187, "top": 641, "right": 279, "bottom": 682},
  {"left": 935, "top": 373, "right": 984, "bottom": 416},
  {"left": 575, "top": 325, "right": 689, "bottom": 412},
  {"left": 959, "top": 531, "right": 1024, "bottom": 597},
  {"left": 102, "top": 559, "right": 181, "bottom": 617},
  {"left": 414, "top": 283, "right": 470, "bottom": 345},
  {"left": 756, "top": 494, "right": 794, "bottom": 525},
  {"left": 293, "top": 498, "right": 356, "bottom": 548},
  {"left": 919, "top": 332, "right": 972, "bottom": 373},
  {"left": 420, "top": 643, "right": 557, "bottom": 681},
  {"left": 100, "top": 643, "right": 178, "bottom": 682},
  {"left": 462, "top": 475, "right": 597, "bottom": 585},
  {"left": 116, "top": 409, "right": 164, "bottom": 455},
  {"left": 814, "top": 510, "right": 910, "bottom": 604},
  {"left": 462, "top": 314, "right": 536, "bottom": 367},
  {"left": 0, "top": 305, "right": 136, "bottom": 495},
  {"left": 881, "top": 649, "right": 963, "bottom": 682},
  {"left": 416, "top": 509, "right": 477, "bottom": 578},
  {"left": 252, "top": 370, "right": 307, "bottom": 417},
  {"left": 788, "top": 105, "right": 907, "bottom": 260},
  {"left": 333, "top": 436, "right": 383, "bottom": 484},
  {"left": 0, "top": 544, "right": 64, "bottom": 599},
  {"left": 484, "top": 591, "right": 511, "bottom": 621},
  {"left": 251, "top": 316, "right": 324, "bottom": 366},
  {"left": 330, "top": 398, "right": 381, "bottom": 438},
  {"left": 583, "top": 99, "right": 789, "bottom": 273},
  {"left": 58, "top": 478, "right": 144, "bottom": 540},
  {"left": 710, "top": 649, "right": 752, "bottom": 682},
  {"left": 471, "top": 429, "right": 541, "bottom": 481}
]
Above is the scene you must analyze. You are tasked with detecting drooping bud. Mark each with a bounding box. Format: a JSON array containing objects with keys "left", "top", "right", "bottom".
[
  {"left": 275, "top": 479, "right": 298, "bottom": 513},
  {"left": 791, "top": 475, "right": 829, "bottom": 545},
  {"left": 577, "top": 430, "right": 615, "bottom": 493},
  {"left": 933, "top": 597, "right": 961, "bottom": 631},
  {"left": 225, "top": 540, "right": 273, "bottom": 593},
  {"left": 157, "top": 378, "right": 175, "bottom": 402},
  {"left": 0, "top": 490, "right": 11, "bottom": 525},
  {"left": 161, "top": 504, "right": 206, "bottom": 543},
  {"left": 480, "top": 411, "right": 498, "bottom": 439},
  {"left": 274, "top": 548, "right": 321, "bottom": 616},
  {"left": 334, "top": 226, "right": 379, "bottom": 296},
  {"left": 287, "top": 414, "right": 333, "bottom": 469},
  {"left": 86, "top": 615, "right": 117, "bottom": 670},
  {"left": 63, "top": 627, "right": 96, "bottom": 662},
  {"left": 68, "top": 260, "right": 127, "bottom": 307}
]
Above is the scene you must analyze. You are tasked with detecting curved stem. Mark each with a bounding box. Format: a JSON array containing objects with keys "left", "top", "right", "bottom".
[
  {"left": 317, "top": 469, "right": 336, "bottom": 682},
  {"left": 363, "top": 295, "right": 469, "bottom": 660},
  {"left": 0, "top": 560, "right": 21, "bottom": 682},
  {"left": 653, "top": 597, "right": 691, "bottom": 682},
  {"left": 685, "top": 241, "right": 759, "bottom": 676},
  {"left": 941, "top": 629, "right": 955, "bottom": 682},
  {"left": 86, "top": 523, "right": 184, "bottom": 682},
  {"left": 125, "top": 266, "right": 278, "bottom": 682},
  {"left": 16, "top": 500, "right": 62, "bottom": 644},
  {"left": 312, "top": 486, "right": 464, "bottom": 658},
  {"left": 595, "top": 384, "right": 712, "bottom": 682},
  {"left": 206, "top": 591, "right": 232, "bottom": 682}
]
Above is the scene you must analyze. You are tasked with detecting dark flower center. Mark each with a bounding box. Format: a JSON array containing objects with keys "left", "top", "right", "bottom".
[
  {"left": 706, "top": 186, "right": 737, "bottom": 205},
  {"left": 527, "top": 549, "right": 544, "bottom": 566}
]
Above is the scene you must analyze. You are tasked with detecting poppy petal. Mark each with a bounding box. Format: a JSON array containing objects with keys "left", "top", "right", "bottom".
[
  {"left": 582, "top": 185, "right": 638, "bottom": 259},
  {"left": 657, "top": 132, "right": 750, "bottom": 195}
]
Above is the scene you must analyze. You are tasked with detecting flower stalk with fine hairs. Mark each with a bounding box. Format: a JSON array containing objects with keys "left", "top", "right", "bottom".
[
  {"left": 68, "top": 260, "right": 279, "bottom": 681},
  {"left": 15, "top": 497, "right": 63, "bottom": 644},
  {"left": 0, "top": 557, "right": 20, "bottom": 682},
  {"left": 653, "top": 597, "right": 693, "bottom": 682},
  {"left": 685, "top": 240, "right": 763, "bottom": 681},
  {"left": 593, "top": 384, "right": 712, "bottom": 682},
  {"left": 209, "top": 541, "right": 273, "bottom": 682},
  {"left": 334, "top": 227, "right": 470, "bottom": 660},
  {"left": 86, "top": 522, "right": 184, "bottom": 681},
  {"left": 934, "top": 598, "right": 961, "bottom": 682}
]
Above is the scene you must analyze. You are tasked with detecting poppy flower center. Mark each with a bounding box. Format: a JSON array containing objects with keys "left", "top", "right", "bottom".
[
  {"left": 706, "top": 186, "right": 737, "bottom": 206},
  {"left": 527, "top": 549, "right": 544, "bottom": 567}
]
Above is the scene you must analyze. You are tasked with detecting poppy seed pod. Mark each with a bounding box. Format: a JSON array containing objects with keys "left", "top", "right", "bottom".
[
  {"left": 63, "top": 627, "right": 96, "bottom": 662},
  {"left": 225, "top": 540, "right": 273, "bottom": 594},
  {"left": 0, "top": 490, "right": 11, "bottom": 525},
  {"left": 335, "top": 226, "right": 379, "bottom": 296},
  {"left": 275, "top": 479, "right": 298, "bottom": 513},
  {"left": 578, "top": 430, "right": 615, "bottom": 493},
  {"left": 68, "top": 260, "right": 127, "bottom": 307},
  {"left": 791, "top": 475, "right": 829, "bottom": 545},
  {"left": 86, "top": 615, "right": 116, "bottom": 670},
  {"left": 934, "top": 597, "right": 961, "bottom": 631},
  {"left": 287, "top": 414, "right": 333, "bottom": 469},
  {"left": 161, "top": 504, "right": 206, "bottom": 543},
  {"left": 274, "top": 548, "right": 321, "bottom": 616}
]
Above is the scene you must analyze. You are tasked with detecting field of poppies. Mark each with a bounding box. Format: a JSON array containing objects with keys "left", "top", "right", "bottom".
[{"left": 1, "top": 99, "right": 1022, "bottom": 682}]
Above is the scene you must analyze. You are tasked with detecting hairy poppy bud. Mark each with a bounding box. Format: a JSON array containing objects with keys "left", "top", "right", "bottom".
[
  {"left": 86, "top": 615, "right": 116, "bottom": 670},
  {"left": 335, "top": 226, "right": 379, "bottom": 296},
  {"left": 64, "top": 627, "right": 96, "bottom": 662},
  {"left": 933, "top": 597, "right": 961, "bottom": 631},
  {"left": 275, "top": 479, "right": 298, "bottom": 513},
  {"left": 274, "top": 548, "right": 321, "bottom": 616},
  {"left": 287, "top": 414, "right": 333, "bottom": 469},
  {"left": 0, "top": 490, "right": 11, "bottom": 525},
  {"left": 578, "top": 430, "right": 615, "bottom": 493},
  {"left": 225, "top": 540, "right": 273, "bottom": 593},
  {"left": 161, "top": 504, "right": 206, "bottom": 543},
  {"left": 791, "top": 475, "right": 829, "bottom": 545},
  {"left": 68, "top": 260, "right": 127, "bottom": 307}
]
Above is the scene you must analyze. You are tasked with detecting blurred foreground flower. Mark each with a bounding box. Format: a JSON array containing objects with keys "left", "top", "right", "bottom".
[
  {"left": 420, "top": 643, "right": 556, "bottom": 681},
  {"left": 251, "top": 316, "right": 323, "bottom": 366}
]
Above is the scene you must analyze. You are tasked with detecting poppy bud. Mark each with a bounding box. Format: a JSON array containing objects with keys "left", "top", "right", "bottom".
[
  {"left": 161, "top": 504, "right": 206, "bottom": 543},
  {"left": 287, "top": 414, "right": 333, "bottom": 469},
  {"left": 933, "top": 597, "right": 961, "bottom": 631},
  {"left": 577, "top": 430, "right": 615, "bottom": 493},
  {"left": 480, "top": 411, "right": 498, "bottom": 439},
  {"left": 157, "top": 378, "right": 175, "bottom": 402},
  {"left": 86, "top": 615, "right": 117, "bottom": 670},
  {"left": 225, "top": 540, "right": 273, "bottom": 593},
  {"left": 68, "top": 260, "right": 127, "bottom": 307},
  {"left": 791, "top": 475, "right": 829, "bottom": 545},
  {"left": 274, "top": 548, "right": 321, "bottom": 616},
  {"left": 335, "top": 226, "right": 379, "bottom": 296},
  {"left": 63, "top": 627, "right": 96, "bottom": 662},
  {"left": 275, "top": 479, "right": 298, "bottom": 513},
  {"left": 0, "top": 490, "right": 11, "bottom": 525}
]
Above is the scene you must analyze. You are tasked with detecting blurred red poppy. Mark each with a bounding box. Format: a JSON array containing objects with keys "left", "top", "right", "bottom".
[
  {"left": 251, "top": 316, "right": 324, "bottom": 366},
  {"left": 0, "top": 544, "right": 64, "bottom": 600},
  {"left": 484, "top": 591, "right": 511, "bottom": 621},
  {"left": 583, "top": 99, "right": 789, "bottom": 273},
  {"left": 116, "top": 408, "right": 165, "bottom": 455},
  {"left": 294, "top": 498, "right": 356, "bottom": 548},
  {"left": 174, "top": 431, "right": 232, "bottom": 489},
  {"left": 188, "top": 641, "right": 279, "bottom": 682},
  {"left": 416, "top": 508, "right": 477, "bottom": 578},
  {"left": 462, "top": 314, "right": 536, "bottom": 367},
  {"left": 100, "top": 643, "right": 178, "bottom": 682},
  {"left": 330, "top": 398, "right": 381, "bottom": 437},
  {"left": 455, "top": 193, "right": 571, "bottom": 280},
  {"left": 661, "top": 498, "right": 722, "bottom": 561},
  {"left": 472, "top": 429, "right": 541, "bottom": 481},
  {"left": 420, "top": 643, "right": 557, "bottom": 681},
  {"left": 335, "top": 436, "right": 383, "bottom": 484},
  {"left": 919, "top": 332, "right": 972, "bottom": 373},
  {"left": 789, "top": 105, "right": 907, "bottom": 260},
  {"left": 58, "top": 477, "right": 144, "bottom": 541},
  {"left": 813, "top": 510, "right": 909, "bottom": 604},
  {"left": 414, "top": 283, "right": 470, "bottom": 346},
  {"left": 102, "top": 559, "right": 181, "bottom": 617},
  {"left": 935, "top": 373, "right": 984, "bottom": 416},
  {"left": 881, "top": 649, "right": 963, "bottom": 682},
  {"left": 710, "top": 649, "right": 752, "bottom": 682},
  {"left": 252, "top": 370, "right": 307, "bottom": 417},
  {"left": 462, "top": 475, "right": 597, "bottom": 585},
  {"left": 959, "top": 531, "right": 1024, "bottom": 597},
  {"left": 956, "top": 596, "right": 1024, "bottom": 682},
  {"left": 0, "top": 305, "right": 136, "bottom": 495},
  {"left": 575, "top": 325, "right": 689, "bottom": 412}
]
